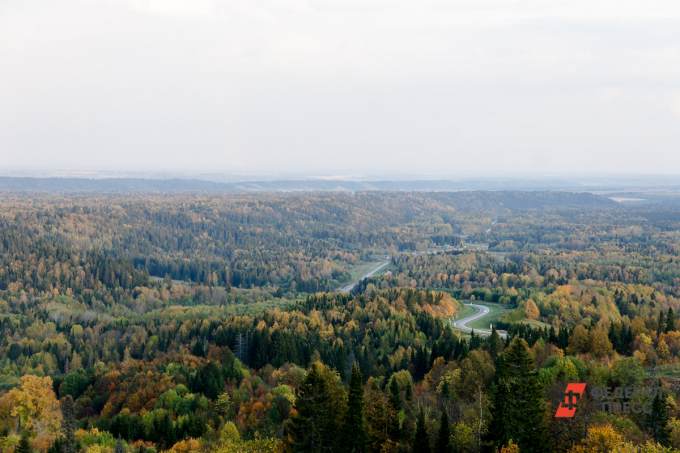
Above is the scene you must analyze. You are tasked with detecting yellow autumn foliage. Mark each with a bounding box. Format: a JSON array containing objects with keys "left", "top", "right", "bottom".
[{"left": 0, "top": 375, "right": 62, "bottom": 451}]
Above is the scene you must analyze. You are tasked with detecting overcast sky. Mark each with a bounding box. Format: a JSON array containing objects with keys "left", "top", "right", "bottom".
[{"left": 2, "top": 0, "right": 680, "bottom": 178}]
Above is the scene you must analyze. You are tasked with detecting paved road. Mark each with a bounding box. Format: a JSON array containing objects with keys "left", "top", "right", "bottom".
[
  {"left": 452, "top": 303, "right": 507, "bottom": 338},
  {"left": 338, "top": 260, "right": 390, "bottom": 292}
]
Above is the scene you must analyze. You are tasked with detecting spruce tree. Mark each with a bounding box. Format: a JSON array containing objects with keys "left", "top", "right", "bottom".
[
  {"left": 154, "top": 411, "right": 175, "bottom": 449},
  {"left": 488, "top": 338, "right": 547, "bottom": 453},
  {"left": 413, "top": 409, "right": 430, "bottom": 453},
  {"left": 389, "top": 377, "right": 401, "bottom": 410},
  {"left": 342, "top": 363, "right": 367, "bottom": 453},
  {"left": 60, "top": 395, "right": 77, "bottom": 453},
  {"left": 487, "top": 328, "right": 503, "bottom": 359},
  {"left": 666, "top": 308, "right": 675, "bottom": 332},
  {"left": 413, "top": 347, "right": 429, "bottom": 381},
  {"left": 648, "top": 391, "right": 670, "bottom": 445},
  {"left": 285, "top": 361, "right": 346, "bottom": 452},
  {"left": 16, "top": 432, "right": 33, "bottom": 453},
  {"left": 435, "top": 411, "right": 451, "bottom": 453},
  {"left": 386, "top": 375, "right": 405, "bottom": 442},
  {"left": 658, "top": 311, "right": 666, "bottom": 335}
]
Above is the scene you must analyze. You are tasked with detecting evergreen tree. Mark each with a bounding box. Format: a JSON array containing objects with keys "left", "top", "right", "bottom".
[
  {"left": 115, "top": 438, "right": 126, "bottom": 453},
  {"left": 666, "top": 308, "right": 675, "bottom": 332},
  {"left": 658, "top": 311, "right": 666, "bottom": 335},
  {"left": 487, "top": 328, "right": 503, "bottom": 359},
  {"left": 435, "top": 411, "right": 451, "bottom": 453},
  {"left": 191, "top": 362, "right": 224, "bottom": 399},
  {"left": 386, "top": 376, "right": 404, "bottom": 442},
  {"left": 389, "top": 377, "right": 402, "bottom": 411},
  {"left": 16, "top": 432, "right": 33, "bottom": 453},
  {"left": 60, "top": 395, "right": 77, "bottom": 453},
  {"left": 488, "top": 338, "right": 547, "bottom": 453},
  {"left": 405, "top": 381, "right": 413, "bottom": 402},
  {"left": 48, "top": 439, "right": 64, "bottom": 453},
  {"left": 153, "top": 411, "right": 175, "bottom": 449},
  {"left": 557, "top": 327, "right": 570, "bottom": 349},
  {"left": 342, "top": 363, "right": 367, "bottom": 453},
  {"left": 469, "top": 331, "right": 481, "bottom": 350},
  {"left": 413, "top": 409, "right": 430, "bottom": 453},
  {"left": 413, "top": 347, "right": 429, "bottom": 381},
  {"left": 647, "top": 391, "right": 670, "bottom": 445},
  {"left": 285, "top": 361, "right": 347, "bottom": 452}
]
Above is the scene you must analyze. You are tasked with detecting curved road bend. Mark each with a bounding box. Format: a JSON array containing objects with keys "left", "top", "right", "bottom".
[{"left": 453, "top": 303, "right": 507, "bottom": 338}]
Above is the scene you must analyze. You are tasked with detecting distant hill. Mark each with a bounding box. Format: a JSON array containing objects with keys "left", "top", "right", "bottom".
[
  {"left": 0, "top": 176, "right": 621, "bottom": 212},
  {"left": 428, "top": 191, "right": 617, "bottom": 211},
  {"left": 0, "top": 177, "right": 230, "bottom": 193},
  {"left": 0, "top": 176, "right": 619, "bottom": 197}
]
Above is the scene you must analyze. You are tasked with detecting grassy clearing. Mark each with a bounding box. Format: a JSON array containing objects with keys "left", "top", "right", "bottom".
[
  {"left": 347, "top": 259, "right": 390, "bottom": 282},
  {"left": 144, "top": 297, "right": 301, "bottom": 321},
  {"left": 466, "top": 302, "right": 512, "bottom": 330},
  {"left": 520, "top": 318, "right": 552, "bottom": 329},
  {"left": 648, "top": 363, "right": 680, "bottom": 379},
  {"left": 453, "top": 303, "right": 477, "bottom": 320}
]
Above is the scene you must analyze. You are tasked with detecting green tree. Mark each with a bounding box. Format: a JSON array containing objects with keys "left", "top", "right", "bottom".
[
  {"left": 489, "top": 338, "right": 547, "bottom": 453},
  {"left": 611, "top": 357, "right": 645, "bottom": 386},
  {"left": 389, "top": 377, "right": 402, "bottom": 411},
  {"left": 342, "top": 363, "right": 366, "bottom": 453},
  {"left": 413, "top": 409, "right": 430, "bottom": 453},
  {"left": 658, "top": 311, "right": 666, "bottom": 336},
  {"left": 364, "top": 378, "right": 400, "bottom": 452},
  {"left": 285, "top": 361, "right": 347, "bottom": 452},
  {"left": 647, "top": 392, "right": 670, "bottom": 445},
  {"left": 60, "top": 395, "right": 77, "bottom": 453},
  {"left": 191, "top": 362, "right": 223, "bottom": 399},
  {"left": 667, "top": 308, "right": 676, "bottom": 332},
  {"left": 436, "top": 411, "right": 451, "bottom": 453},
  {"left": 487, "top": 328, "right": 503, "bottom": 359},
  {"left": 215, "top": 392, "right": 232, "bottom": 419},
  {"left": 16, "top": 432, "right": 33, "bottom": 453}
]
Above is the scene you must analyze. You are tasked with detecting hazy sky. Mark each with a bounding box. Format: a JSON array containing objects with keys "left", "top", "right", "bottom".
[{"left": 2, "top": 0, "right": 680, "bottom": 177}]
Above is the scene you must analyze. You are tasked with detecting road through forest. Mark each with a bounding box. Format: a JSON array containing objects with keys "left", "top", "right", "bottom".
[
  {"left": 452, "top": 303, "right": 507, "bottom": 338},
  {"left": 338, "top": 260, "right": 390, "bottom": 292}
]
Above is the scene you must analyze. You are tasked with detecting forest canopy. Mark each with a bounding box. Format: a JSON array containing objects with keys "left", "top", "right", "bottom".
[{"left": 2, "top": 191, "right": 680, "bottom": 452}]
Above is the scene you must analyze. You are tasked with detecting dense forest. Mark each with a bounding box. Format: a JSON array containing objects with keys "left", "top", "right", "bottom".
[{"left": 2, "top": 191, "right": 680, "bottom": 452}]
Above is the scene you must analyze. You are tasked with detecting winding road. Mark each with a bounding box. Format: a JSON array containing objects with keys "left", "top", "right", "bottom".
[
  {"left": 452, "top": 303, "right": 507, "bottom": 338},
  {"left": 338, "top": 263, "right": 507, "bottom": 339},
  {"left": 338, "top": 259, "right": 390, "bottom": 292}
]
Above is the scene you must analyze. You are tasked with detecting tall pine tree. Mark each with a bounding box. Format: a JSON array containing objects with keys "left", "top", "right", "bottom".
[
  {"left": 435, "top": 411, "right": 451, "bottom": 453},
  {"left": 488, "top": 338, "right": 547, "bottom": 453},
  {"left": 60, "top": 395, "right": 77, "bottom": 453},
  {"left": 658, "top": 311, "right": 666, "bottom": 336},
  {"left": 413, "top": 409, "right": 430, "bottom": 453},
  {"left": 285, "top": 361, "right": 347, "bottom": 452},
  {"left": 342, "top": 363, "right": 367, "bottom": 453},
  {"left": 487, "top": 328, "right": 503, "bottom": 359},
  {"left": 647, "top": 391, "right": 670, "bottom": 445},
  {"left": 666, "top": 308, "right": 676, "bottom": 332}
]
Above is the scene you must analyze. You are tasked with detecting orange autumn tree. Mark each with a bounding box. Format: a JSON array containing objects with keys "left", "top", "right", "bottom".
[
  {"left": 0, "top": 375, "right": 63, "bottom": 450},
  {"left": 524, "top": 299, "right": 540, "bottom": 320}
]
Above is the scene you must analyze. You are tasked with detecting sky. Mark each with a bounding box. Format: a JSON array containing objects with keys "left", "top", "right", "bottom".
[{"left": 2, "top": 0, "right": 680, "bottom": 178}]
